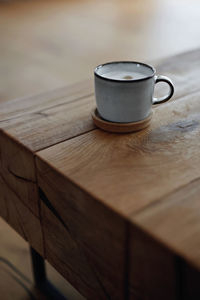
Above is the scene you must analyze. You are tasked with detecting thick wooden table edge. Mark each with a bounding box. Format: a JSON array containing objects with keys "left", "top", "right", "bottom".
[{"left": 1, "top": 49, "right": 200, "bottom": 299}]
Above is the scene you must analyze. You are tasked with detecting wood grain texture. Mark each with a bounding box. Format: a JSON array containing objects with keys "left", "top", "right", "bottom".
[
  {"left": 131, "top": 178, "right": 200, "bottom": 271},
  {"left": 36, "top": 50, "right": 200, "bottom": 298},
  {"left": 37, "top": 88, "right": 200, "bottom": 217},
  {"left": 0, "top": 131, "right": 38, "bottom": 216},
  {"left": 0, "top": 217, "right": 85, "bottom": 300},
  {"left": 0, "top": 80, "right": 92, "bottom": 121},
  {"left": 0, "top": 80, "right": 94, "bottom": 151},
  {"left": 1, "top": 0, "right": 200, "bottom": 297},
  {"left": 1, "top": 49, "right": 200, "bottom": 298},
  {"left": 128, "top": 224, "right": 200, "bottom": 300},
  {"left": 0, "top": 174, "right": 43, "bottom": 256},
  {"left": 37, "top": 160, "right": 127, "bottom": 300},
  {"left": 0, "top": 80, "right": 94, "bottom": 262},
  {"left": 128, "top": 225, "right": 179, "bottom": 300},
  {"left": 0, "top": 49, "right": 200, "bottom": 153},
  {"left": 40, "top": 198, "right": 106, "bottom": 300}
]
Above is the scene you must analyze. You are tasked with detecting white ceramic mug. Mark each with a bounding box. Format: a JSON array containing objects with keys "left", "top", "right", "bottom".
[{"left": 94, "top": 61, "right": 174, "bottom": 123}]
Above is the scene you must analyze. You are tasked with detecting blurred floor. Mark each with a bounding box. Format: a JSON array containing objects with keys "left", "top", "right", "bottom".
[{"left": 0, "top": 0, "right": 200, "bottom": 299}]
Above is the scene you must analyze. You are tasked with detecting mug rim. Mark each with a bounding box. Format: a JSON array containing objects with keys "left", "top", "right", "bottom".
[{"left": 94, "top": 61, "right": 156, "bottom": 83}]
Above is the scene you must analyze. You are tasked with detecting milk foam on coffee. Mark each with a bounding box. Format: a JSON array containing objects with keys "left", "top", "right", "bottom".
[
  {"left": 96, "top": 62, "right": 154, "bottom": 81},
  {"left": 101, "top": 70, "right": 143, "bottom": 80}
]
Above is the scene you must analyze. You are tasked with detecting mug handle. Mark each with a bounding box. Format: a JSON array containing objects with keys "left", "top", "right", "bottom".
[{"left": 152, "top": 75, "right": 174, "bottom": 105}]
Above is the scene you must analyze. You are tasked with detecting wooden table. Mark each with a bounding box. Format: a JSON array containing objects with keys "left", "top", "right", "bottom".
[{"left": 1, "top": 49, "right": 200, "bottom": 300}]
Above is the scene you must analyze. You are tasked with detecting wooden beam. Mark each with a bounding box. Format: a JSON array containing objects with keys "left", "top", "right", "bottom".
[
  {"left": 36, "top": 50, "right": 200, "bottom": 298},
  {"left": 0, "top": 131, "right": 38, "bottom": 216},
  {"left": 36, "top": 158, "right": 127, "bottom": 300},
  {"left": 1, "top": 49, "right": 200, "bottom": 298},
  {"left": 131, "top": 178, "right": 200, "bottom": 272},
  {"left": 0, "top": 80, "right": 94, "bottom": 260},
  {"left": 36, "top": 88, "right": 200, "bottom": 217},
  {"left": 128, "top": 225, "right": 179, "bottom": 300},
  {"left": 0, "top": 174, "right": 43, "bottom": 255}
]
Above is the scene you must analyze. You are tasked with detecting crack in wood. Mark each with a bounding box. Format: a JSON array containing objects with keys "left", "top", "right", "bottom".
[
  {"left": 7, "top": 167, "right": 36, "bottom": 184},
  {"left": 34, "top": 112, "right": 49, "bottom": 118},
  {"left": 37, "top": 128, "right": 96, "bottom": 153},
  {"left": 39, "top": 187, "right": 111, "bottom": 299},
  {"left": 0, "top": 93, "right": 93, "bottom": 124},
  {"left": 33, "top": 93, "right": 93, "bottom": 115},
  {"left": 39, "top": 188, "right": 71, "bottom": 233},
  {"left": 0, "top": 173, "right": 38, "bottom": 217}
]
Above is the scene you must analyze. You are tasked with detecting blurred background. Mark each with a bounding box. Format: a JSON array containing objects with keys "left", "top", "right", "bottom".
[{"left": 0, "top": 0, "right": 200, "bottom": 299}]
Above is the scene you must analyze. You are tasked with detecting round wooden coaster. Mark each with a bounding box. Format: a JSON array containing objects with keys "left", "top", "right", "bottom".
[{"left": 91, "top": 108, "right": 152, "bottom": 133}]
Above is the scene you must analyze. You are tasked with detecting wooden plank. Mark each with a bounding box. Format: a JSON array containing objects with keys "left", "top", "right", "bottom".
[
  {"left": 0, "top": 131, "right": 38, "bottom": 216},
  {"left": 0, "top": 80, "right": 92, "bottom": 123},
  {"left": 0, "top": 113, "right": 42, "bottom": 254},
  {"left": 131, "top": 177, "right": 200, "bottom": 272},
  {"left": 0, "top": 80, "right": 94, "bottom": 151},
  {"left": 40, "top": 198, "right": 106, "bottom": 300},
  {"left": 128, "top": 228, "right": 200, "bottom": 300},
  {"left": 1, "top": 49, "right": 200, "bottom": 297},
  {"left": 37, "top": 159, "right": 127, "bottom": 300},
  {"left": 0, "top": 50, "right": 200, "bottom": 151},
  {"left": 36, "top": 51, "right": 200, "bottom": 298},
  {"left": 1, "top": 49, "right": 197, "bottom": 220},
  {"left": 0, "top": 49, "right": 200, "bottom": 154},
  {"left": 0, "top": 94, "right": 94, "bottom": 152},
  {"left": 0, "top": 174, "right": 43, "bottom": 256},
  {"left": 37, "top": 88, "right": 200, "bottom": 217},
  {"left": 128, "top": 225, "right": 179, "bottom": 300},
  {"left": 0, "top": 80, "right": 94, "bottom": 229},
  {"left": 0, "top": 80, "right": 94, "bottom": 259},
  {"left": 129, "top": 178, "right": 200, "bottom": 299},
  {"left": 40, "top": 197, "right": 112, "bottom": 300}
]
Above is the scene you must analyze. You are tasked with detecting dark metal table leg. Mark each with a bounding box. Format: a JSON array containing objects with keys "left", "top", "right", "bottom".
[
  {"left": 30, "top": 247, "right": 67, "bottom": 299},
  {"left": 30, "top": 247, "right": 46, "bottom": 287}
]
